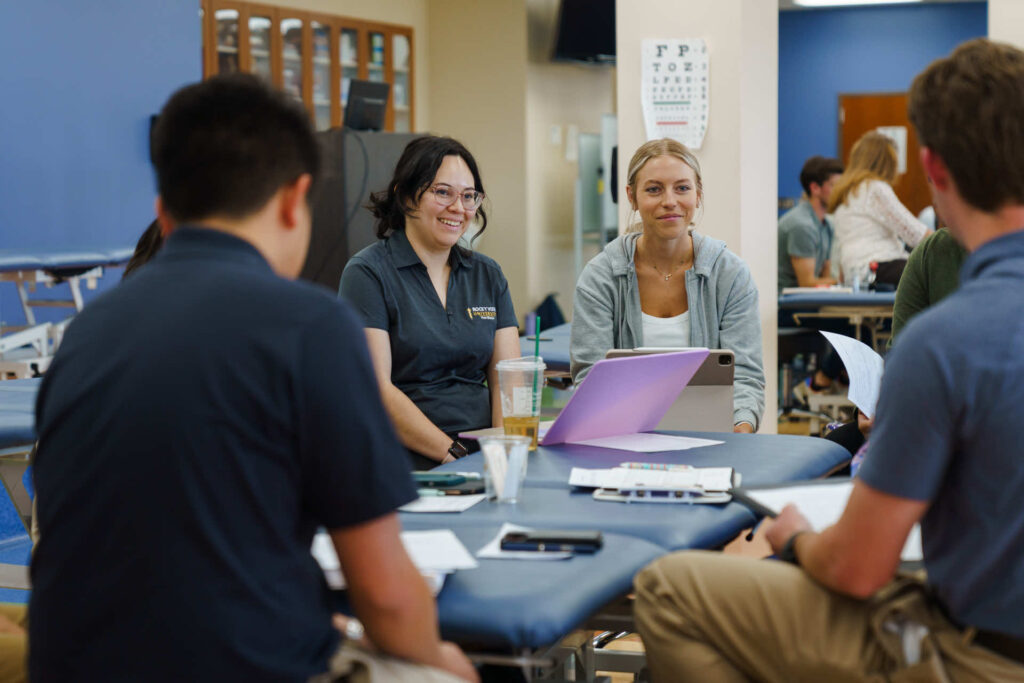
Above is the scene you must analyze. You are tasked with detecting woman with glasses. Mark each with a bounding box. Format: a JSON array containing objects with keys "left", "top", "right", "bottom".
[
  {"left": 339, "top": 136, "right": 519, "bottom": 469},
  {"left": 570, "top": 138, "right": 765, "bottom": 432}
]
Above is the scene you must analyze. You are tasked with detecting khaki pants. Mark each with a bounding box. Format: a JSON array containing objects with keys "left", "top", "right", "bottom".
[
  {"left": 0, "top": 603, "right": 26, "bottom": 683},
  {"left": 309, "top": 641, "right": 466, "bottom": 683},
  {"left": 634, "top": 551, "right": 1024, "bottom": 683}
]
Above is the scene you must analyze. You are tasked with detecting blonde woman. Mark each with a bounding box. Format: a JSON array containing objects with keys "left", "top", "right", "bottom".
[
  {"left": 570, "top": 138, "right": 765, "bottom": 433},
  {"left": 829, "top": 131, "right": 932, "bottom": 286}
]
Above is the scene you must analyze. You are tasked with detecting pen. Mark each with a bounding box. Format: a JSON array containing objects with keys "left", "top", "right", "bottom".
[
  {"left": 620, "top": 462, "right": 694, "bottom": 471},
  {"left": 417, "top": 489, "right": 445, "bottom": 497},
  {"left": 450, "top": 472, "right": 483, "bottom": 480}
]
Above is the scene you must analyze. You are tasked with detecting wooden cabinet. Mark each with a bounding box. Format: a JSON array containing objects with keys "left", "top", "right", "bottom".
[{"left": 202, "top": 1, "right": 414, "bottom": 133}]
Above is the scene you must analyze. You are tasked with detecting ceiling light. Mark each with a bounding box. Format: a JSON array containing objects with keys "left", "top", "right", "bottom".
[{"left": 794, "top": 0, "right": 922, "bottom": 7}]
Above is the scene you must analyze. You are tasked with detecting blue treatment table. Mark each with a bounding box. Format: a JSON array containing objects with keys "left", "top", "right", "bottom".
[
  {"left": 0, "top": 247, "right": 133, "bottom": 327},
  {"left": 399, "top": 432, "right": 849, "bottom": 669},
  {"left": 778, "top": 291, "right": 895, "bottom": 352},
  {"left": 0, "top": 379, "right": 38, "bottom": 450},
  {"left": 415, "top": 524, "right": 664, "bottom": 650},
  {"left": 520, "top": 322, "right": 571, "bottom": 373},
  {"left": 445, "top": 431, "right": 849, "bottom": 491}
]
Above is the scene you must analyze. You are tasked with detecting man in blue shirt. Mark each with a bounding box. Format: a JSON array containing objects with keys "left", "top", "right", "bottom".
[
  {"left": 777, "top": 156, "right": 844, "bottom": 291},
  {"left": 30, "top": 75, "right": 476, "bottom": 682},
  {"left": 634, "top": 39, "right": 1024, "bottom": 681}
]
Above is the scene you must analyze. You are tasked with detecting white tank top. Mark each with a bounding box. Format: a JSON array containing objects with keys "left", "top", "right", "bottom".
[{"left": 641, "top": 311, "right": 691, "bottom": 348}]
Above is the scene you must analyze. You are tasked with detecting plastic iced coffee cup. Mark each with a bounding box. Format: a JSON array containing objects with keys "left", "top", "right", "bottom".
[{"left": 496, "top": 356, "right": 545, "bottom": 449}]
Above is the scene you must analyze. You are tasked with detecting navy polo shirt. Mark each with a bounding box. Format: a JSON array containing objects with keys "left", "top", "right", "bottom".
[
  {"left": 31, "top": 226, "right": 417, "bottom": 681},
  {"left": 339, "top": 229, "right": 518, "bottom": 435},
  {"left": 859, "top": 229, "right": 1024, "bottom": 637}
]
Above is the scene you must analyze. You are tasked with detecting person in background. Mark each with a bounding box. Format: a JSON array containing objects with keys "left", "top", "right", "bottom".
[
  {"left": 571, "top": 138, "right": 765, "bottom": 433},
  {"left": 339, "top": 136, "right": 519, "bottom": 469},
  {"left": 889, "top": 223, "right": 967, "bottom": 345},
  {"left": 778, "top": 155, "right": 843, "bottom": 291},
  {"left": 829, "top": 131, "right": 931, "bottom": 287},
  {"left": 779, "top": 156, "right": 849, "bottom": 405},
  {"left": 633, "top": 38, "right": 1024, "bottom": 681},
  {"left": 122, "top": 219, "right": 164, "bottom": 278},
  {"left": 30, "top": 74, "right": 476, "bottom": 683}
]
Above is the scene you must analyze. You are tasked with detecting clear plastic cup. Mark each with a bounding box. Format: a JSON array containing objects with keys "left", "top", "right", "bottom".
[
  {"left": 496, "top": 356, "right": 546, "bottom": 449},
  {"left": 480, "top": 435, "right": 531, "bottom": 503}
]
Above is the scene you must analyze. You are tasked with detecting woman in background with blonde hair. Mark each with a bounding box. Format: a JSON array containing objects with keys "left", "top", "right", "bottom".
[
  {"left": 829, "top": 131, "right": 931, "bottom": 286},
  {"left": 570, "top": 138, "right": 765, "bottom": 433}
]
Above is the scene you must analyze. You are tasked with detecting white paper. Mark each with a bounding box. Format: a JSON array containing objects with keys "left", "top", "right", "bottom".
[
  {"left": 745, "top": 482, "right": 922, "bottom": 561},
  {"left": 820, "top": 331, "right": 885, "bottom": 418},
  {"left": 476, "top": 523, "right": 572, "bottom": 561},
  {"left": 311, "top": 529, "right": 479, "bottom": 590},
  {"left": 399, "top": 494, "right": 486, "bottom": 513},
  {"left": 567, "top": 432, "right": 723, "bottom": 453},
  {"left": 641, "top": 38, "right": 710, "bottom": 148},
  {"left": 876, "top": 126, "right": 908, "bottom": 175},
  {"left": 569, "top": 466, "right": 734, "bottom": 493}
]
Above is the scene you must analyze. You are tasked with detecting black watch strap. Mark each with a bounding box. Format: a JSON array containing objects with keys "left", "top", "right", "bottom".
[
  {"left": 447, "top": 440, "right": 469, "bottom": 459},
  {"left": 779, "top": 531, "right": 806, "bottom": 565}
]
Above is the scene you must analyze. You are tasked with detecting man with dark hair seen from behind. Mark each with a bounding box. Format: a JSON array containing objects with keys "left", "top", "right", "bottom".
[
  {"left": 777, "top": 155, "right": 843, "bottom": 291},
  {"left": 30, "top": 74, "right": 477, "bottom": 682},
  {"left": 634, "top": 38, "right": 1024, "bottom": 681}
]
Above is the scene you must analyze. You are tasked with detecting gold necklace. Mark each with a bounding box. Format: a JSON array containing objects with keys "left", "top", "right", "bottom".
[
  {"left": 639, "top": 236, "right": 694, "bottom": 281},
  {"left": 648, "top": 254, "right": 693, "bottom": 281}
]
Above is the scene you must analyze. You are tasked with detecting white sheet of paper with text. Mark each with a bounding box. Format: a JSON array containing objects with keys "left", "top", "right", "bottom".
[{"left": 821, "top": 331, "right": 885, "bottom": 418}]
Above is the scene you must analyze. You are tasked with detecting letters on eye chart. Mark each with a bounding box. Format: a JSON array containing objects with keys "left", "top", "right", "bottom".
[{"left": 641, "top": 38, "right": 710, "bottom": 149}]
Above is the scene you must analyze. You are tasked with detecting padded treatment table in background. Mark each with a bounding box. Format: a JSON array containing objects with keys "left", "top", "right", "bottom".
[
  {"left": 520, "top": 322, "right": 571, "bottom": 372},
  {"left": 0, "top": 379, "right": 39, "bottom": 590},
  {"left": 0, "top": 379, "right": 38, "bottom": 451},
  {"left": 0, "top": 247, "right": 133, "bottom": 326},
  {"left": 778, "top": 290, "right": 895, "bottom": 351}
]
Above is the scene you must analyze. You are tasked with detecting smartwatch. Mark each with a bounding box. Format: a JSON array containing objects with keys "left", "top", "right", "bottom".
[
  {"left": 447, "top": 440, "right": 469, "bottom": 460},
  {"left": 778, "top": 531, "right": 806, "bottom": 566}
]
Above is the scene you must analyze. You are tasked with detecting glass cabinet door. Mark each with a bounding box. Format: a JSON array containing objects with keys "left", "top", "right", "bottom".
[
  {"left": 311, "top": 21, "right": 331, "bottom": 130},
  {"left": 280, "top": 17, "right": 304, "bottom": 102},
  {"left": 339, "top": 28, "right": 360, "bottom": 114},
  {"left": 248, "top": 14, "right": 272, "bottom": 82},
  {"left": 215, "top": 9, "right": 240, "bottom": 74},
  {"left": 392, "top": 33, "right": 411, "bottom": 132},
  {"left": 368, "top": 31, "right": 386, "bottom": 84}
]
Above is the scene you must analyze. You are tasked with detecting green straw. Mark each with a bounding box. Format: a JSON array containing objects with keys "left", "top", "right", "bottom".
[{"left": 532, "top": 316, "right": 541, "bottom": 414}]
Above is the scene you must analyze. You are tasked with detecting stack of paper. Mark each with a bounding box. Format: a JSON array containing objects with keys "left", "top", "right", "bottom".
[
  {"left": 742, "top": 482, "right": 922, "bottom": 561},
  {"left": 311, "top": 529, "right": 478, "bottom": 594}
]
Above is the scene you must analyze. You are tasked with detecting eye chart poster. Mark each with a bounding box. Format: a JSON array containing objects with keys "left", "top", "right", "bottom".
[{"left": 641, "top": 38, "right": 709, "bottom": 149}]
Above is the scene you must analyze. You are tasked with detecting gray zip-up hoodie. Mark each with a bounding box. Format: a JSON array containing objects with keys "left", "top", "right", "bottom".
[{"left": 570, "top": 230, "right": 765, "bottom": 430}]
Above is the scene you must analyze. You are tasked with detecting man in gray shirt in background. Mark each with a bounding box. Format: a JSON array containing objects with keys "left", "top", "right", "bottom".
[{"left": 778, "top": 156, "right": 844, "bottom": 290}]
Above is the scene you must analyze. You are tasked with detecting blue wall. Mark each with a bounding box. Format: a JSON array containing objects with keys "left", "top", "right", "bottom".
[
  {"left": 0, "top": 2, "right": 200, "bottom": 326},
  {"left": 778, "top": 2, "right": 987, "bottom": 204}
]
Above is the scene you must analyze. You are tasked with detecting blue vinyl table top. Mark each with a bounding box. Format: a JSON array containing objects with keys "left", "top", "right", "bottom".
[
  {"left": 407, "top": 523, "right": 664, "bottom": 650},
  {"left": 778, "top": 291, "right": 895, "bottom": 310},
  {"left": 0, "top": 379, "right": 40, "bottom": 448},
  {"left": 519, "top": 322, "right": 571, "bottom": 372},
  {"left": 0, "top": 248, "right": 133, "bottom": 273}
]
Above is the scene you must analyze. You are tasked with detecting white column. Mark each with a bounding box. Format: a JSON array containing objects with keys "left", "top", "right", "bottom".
[
  {"left": 616, "top": 0, "right": 779, "bottom": 431},
  {"left": 989, "top": 0, "right": 1024, "bottom": 47}
]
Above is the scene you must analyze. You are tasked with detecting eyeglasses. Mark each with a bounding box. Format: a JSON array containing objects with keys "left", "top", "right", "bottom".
[{"left": 428, "top": 184, "right": 484, "bottom": 211}]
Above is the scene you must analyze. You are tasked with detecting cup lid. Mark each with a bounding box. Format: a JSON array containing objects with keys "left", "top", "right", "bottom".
[{"left": 497, "top": 355, "right": 546, "bottom": 370}]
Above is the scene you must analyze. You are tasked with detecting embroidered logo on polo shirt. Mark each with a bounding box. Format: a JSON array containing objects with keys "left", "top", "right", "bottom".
[{"left": 466, "top": 306, "right": 497, "bottom": 320}]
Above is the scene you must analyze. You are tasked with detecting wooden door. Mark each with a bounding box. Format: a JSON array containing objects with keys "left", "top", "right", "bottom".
[{"left": 838, "top": 93, "right": 930, "bottom": 216}]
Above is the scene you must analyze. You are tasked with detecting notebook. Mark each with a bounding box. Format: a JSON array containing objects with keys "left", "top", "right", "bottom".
[{"left": 540, "top": 349, "right": 709, "bottom": 446}]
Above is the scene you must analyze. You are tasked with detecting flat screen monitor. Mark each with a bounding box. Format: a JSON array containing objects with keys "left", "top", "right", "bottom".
[
  {"left": 343, "top": 80, "right": 390, "bottom": 131},
  {"left": 553, "top": 0, "right": 615, "bottom": 64}
]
